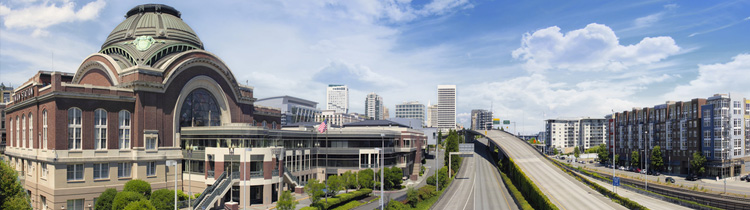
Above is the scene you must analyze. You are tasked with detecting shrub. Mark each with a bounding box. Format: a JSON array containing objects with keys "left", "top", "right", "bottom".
[
  {"left": 112, "top": 191, "right": 146, "bottom": 210},
  {"left": 385, "top": 199, "right": 407, "bottom": 210},
  {"left": 95, "top": 188, "right": 118, "bottom": 210},
  {"left": 358, "top": 169, "right": 374, "bottom": 190},
  {"left": 315, "top": 188, "right": 372, "bottom": 210},
  {"left": 406, "top": 187, "right": 418, "bottom": 207},
  {"left": 277, "top": 190, "right": 298, "bottom": 210},
  {"left": 123, "top": 199, "right": 155, "bottom": 210},
  {"left": 123, "top": 179, "right": 151, "bottom": 198},
  {"left": 149, "top": 189, "right": 174, "bottom": 210},
  {"left": 417, "top": 185, "right": 437, "bottom": 200},
  {"left": 176, "top": 190, "right": 189, "bottom": 201},
  {"left": 300, "top": 207, "right": 319, "bottom": 210}
]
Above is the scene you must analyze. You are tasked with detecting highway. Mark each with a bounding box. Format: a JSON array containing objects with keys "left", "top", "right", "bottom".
[
  {"left": 484, "top": 130, "right": 626, "bottom": 210},
  {"left": 432, "top": 138, "right": 517, "bottom": 210}
]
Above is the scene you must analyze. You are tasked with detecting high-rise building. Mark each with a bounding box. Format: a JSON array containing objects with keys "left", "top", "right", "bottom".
[
  {"left": 255, "top": 96, "right": 321, "bottom": 125},
  {"left": 437, "top": 85, "right": 456, "bottom": 131},
  {"left": 426, "top": 103, "right": 438, "bottom": 127},
  {"left": 701, "top": 94, "right": 749, "bottom": 177},
  {"left": 470, "top": 109, "right": 493, "bottom": 130},
  {"left": 395, "top": 101, "right": 425, "bottom": 126},
  {"left": 365, "top": 92, "right": 383, "bottom": 120},
  {"left": 327, "top": 84, "right": 348, "bottom": 113},
  {"left": 383, "top": 107, "right": 389, "bottom": 119}
]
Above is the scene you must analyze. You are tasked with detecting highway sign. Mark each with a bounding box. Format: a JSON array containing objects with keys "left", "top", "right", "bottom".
[
  {"left": 613, "top": 177, "right": 620, "bottom": 186},
  {"left": 503, "top": 120, "right": 510, "bottom": 125},
  {"left": 459, "top": 143, "right": 474, "bottom": 153},
  {"left": 493, "top": 118, "right": 500, "bottom": 124}
]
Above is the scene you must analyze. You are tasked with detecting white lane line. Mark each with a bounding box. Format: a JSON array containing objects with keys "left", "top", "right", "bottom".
[{"left": 463, "top": 156, "right": 476, "bottom": 210}]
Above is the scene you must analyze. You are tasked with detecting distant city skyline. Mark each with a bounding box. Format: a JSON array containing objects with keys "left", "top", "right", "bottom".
[{"left": 1, "top": 1, "right": 749, "bottom": 134}]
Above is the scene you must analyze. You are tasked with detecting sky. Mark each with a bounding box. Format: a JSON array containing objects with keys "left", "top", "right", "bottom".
[{"left": 1, "top": 0, "right": 749, "bottom": 134}]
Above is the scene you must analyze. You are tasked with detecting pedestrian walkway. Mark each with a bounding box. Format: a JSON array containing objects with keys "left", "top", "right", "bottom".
[{"left": 575, "top": 171, "right": 692, "bottom": 210}]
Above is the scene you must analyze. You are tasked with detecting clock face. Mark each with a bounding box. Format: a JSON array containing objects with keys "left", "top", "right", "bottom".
[{"left": 134, "top": 36, "right": 155, "bottom": 51}]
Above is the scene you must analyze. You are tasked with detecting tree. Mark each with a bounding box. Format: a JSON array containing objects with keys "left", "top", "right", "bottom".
[
  {"left": 650, "top": 146, "right": 664, "bottom": 172},
  {"left": 552, "top": 147, "right": 559, "bottom": 155},
  {"left": 426, "top": 166, "right": 449, "bottom": 189},
  {"left": 95, "top": 188, "right": 118, "bottom": 210},
  {"left": 437, "top": 131, "right": 443, "bottom": 146},
  {"left": 630, "top": 151, "right": 640, "bottom": 169},
  {"left": 123, "top": 199, "right": 155, "bottom": 210},
  {"left": 347, "top": 171, "right": 358, "bottom": 190},
  {"left": 444, "top": 131, "right": 461, "bottom": 174},
  {"left": 276, "top": 191, "right": 298, "bottom": 210},
  {"left": 358, "top": 169, "right": 374, "bottom": 189},
  {"left": 149, "top": 189, "right": 174, "bottom": 210},
  {"left": 690, "top": 152, "right": 707, "bottom": 175},
  {"left": 0, "top": 161, "right": 30, "bottom": 210},
  {"left": 123, "top": 179, "right": 151, "bottom": 198},
  {"left": 385, "top": 167, "right": 403, "bottom": 190},
  {"left": 614, "top": 154, "right": 621, "bottom": 166},
  {"left": 112, "top": 191, "right": 146, "bottom": 210},
  {"left": 574, "top": 147, "right": 581, "bottom": 158},
  {"left": 597, "top": 144, "right": 609, "bottom": 164},
  {"left": 327, "top": 175, "right": 344, "bottom": 197},
  {"left": 304, "top": 179, "right": 325, "bottom": 205},
  {"left": 385, "top": 199, "right": 407, "bottom": 210},
  {"left": 406, "top": 187, "right": 418, "bottom": 208}
]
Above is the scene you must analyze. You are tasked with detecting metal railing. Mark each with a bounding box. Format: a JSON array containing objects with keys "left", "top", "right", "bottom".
[
  {"left": 283, "top": 169, "right": 299, "bottom": 186},
  {"left": 273, "top": 169, "right": 279, "bottom": 177},
  {"left": 208, "top": 170, "right": 215, "bottom": 178},
  {"left": 193, "top": 171, "right": 226, "bottom": 209},
  {"left": 250, "top": 171, "right": 263, "bottom": 178},
  {"left": 198, "top": 175, "right": 233, "bottom": 210}
]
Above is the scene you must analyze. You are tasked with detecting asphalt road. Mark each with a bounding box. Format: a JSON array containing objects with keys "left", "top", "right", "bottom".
[
  {"left": 484, "top": 130, "right": 626, "bottom": 210},
  {"left": 432, "top": 138, "right": 518, "bottom": 210}
]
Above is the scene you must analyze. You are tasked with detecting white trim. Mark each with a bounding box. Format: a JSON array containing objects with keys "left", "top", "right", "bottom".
[{"left": 171, "top": 75, "right": 233, "bottom": 147}]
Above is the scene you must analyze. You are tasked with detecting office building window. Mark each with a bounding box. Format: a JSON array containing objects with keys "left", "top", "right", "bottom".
[
  {"left": 95, "top": 109, "right": 107, "bottom": 150},
  {"left": 41, "top": 196, "right": 47, "bottom": 210},
  {"left": 21, "top": 114, "right": 25, "bottom": 148},
  {"left": 41, "top": 163, "right": 47, "bottom": 178},
  {"left": 119, "top": 111, "right": 131, "bottom": 149},
  {"left": 67, "top": 164, "right": 83, "bottom": 181},
  {"left": 147, "top": 162, "right": 156, "bottom": 176},
  {"left": 94, "top": 163, "right": 109, "bottom": 179},
  {"left": 68, "top": 108, "right": 82, "bottom": 150},
  {"left": 118, "top": 163, "right": 131, "bottom": 178},
  {"left": 67, "top": 199, "right": 84, "bottom": 210},
  {"left": 146, "top": 137, "right": 157, "bottom": 150},
  {"left": 28, "top": 113, "right": 32, "bottom": 148}
]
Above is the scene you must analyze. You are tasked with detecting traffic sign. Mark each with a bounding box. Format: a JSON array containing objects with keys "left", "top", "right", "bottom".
[
  {"left": 493, "top": 118, "right": 500, "bottom": 125},
  {"left": 613, "top": 177, "right": 620, "bottom": 186},
  {"left": 503, "top": 120, "right": 510, "bottom": 125}
]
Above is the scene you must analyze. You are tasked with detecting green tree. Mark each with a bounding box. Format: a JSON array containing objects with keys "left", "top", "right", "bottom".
[
  {"left": 650, "top": 146, "right": 664, "bottom": 172},
  {"left": 631, "top": 150, "right": 640, "bottom": 169},
  {"left": 149, "top": 189, "right": 174, "bottom": 210},
  {"left": 614, "top": 154, "right": 621, "bottom": 166},
  {"left": 406, "top": 187, "right": 418, "bottom": 208},
  {"left": 112, "top": 191, "right": 146, "bottom": 210},
  {"left": 552, "top": 147, "right": 558, "bottom": 155},
  {"left": 304, "top": 179, "right": 325, "bottom": 205},
  {"left": 444, "top": 131, "right": 462, "bottom": 174},
  {"left": 426, "top": 166, "right": 449, "bottom": 189},
  {"left": 597, "top": 144, "right": 609, "bottom": 164},
  {"left": 574, "top": 147, "right": 581, "bottom": 158},
  {"left": 437, "top": 131, "right": 443, "bottom": 146},
  {"left": 327, "top": 175, "right": 344, "bottom": 197},
  {"left": 276, "top": 190, "right": 298, "bottom": 210},
  {"left": 123, "top": 179, "right": 151, "bottom": 198},
  {"left": 358, "top": 169, "right": 374, "bottom": 189},
  {"left": 346, "top": 171, "right": 358, "bottom": 190},
  {"left": 690, "top": 152, "right": 707, "bottom": 175},
  {"left": 385, "top": 167, "right": 403, "bottom": 190},
  {"left": 123, "top": 199, "right": 155, "bottom": 210},
  {"left": 0, "top": 161, "right": 30, "bottom": 210},
  {"left": 95, "top": 188, "right": 118, "bottom": 210}
]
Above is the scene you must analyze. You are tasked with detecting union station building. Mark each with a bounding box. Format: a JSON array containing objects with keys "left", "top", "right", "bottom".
[{"left": 3, "top": 4, "right": 425, "bottom": 210}]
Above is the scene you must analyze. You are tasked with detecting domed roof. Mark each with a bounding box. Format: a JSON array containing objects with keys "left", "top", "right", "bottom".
[{"left": 100, "top": 4, "right": 204, "bottom": 68}]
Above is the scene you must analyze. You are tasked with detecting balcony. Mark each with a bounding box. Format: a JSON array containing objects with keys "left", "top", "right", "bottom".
[
  {"left": 250, "top": 171, "right": 263, "bottom": 178},
  {"left": 395, "top": 147, "right": 415, "bottom": 153}
]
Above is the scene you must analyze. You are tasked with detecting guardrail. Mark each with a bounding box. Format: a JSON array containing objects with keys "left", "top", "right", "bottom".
[{"left": 193, "top": 171, "right": 226, "bottom": 209}]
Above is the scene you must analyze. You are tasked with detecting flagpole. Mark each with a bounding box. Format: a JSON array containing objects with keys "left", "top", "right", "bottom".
[{"left": 325, "top": 119, "right": 329, "bottom": 204}]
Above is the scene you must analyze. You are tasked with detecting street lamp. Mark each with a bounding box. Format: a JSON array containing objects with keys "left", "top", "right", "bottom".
[
  {"left": 187, "top": 145, "right": 193, "bottom": 208},
  {"left": 644, "top": 130, "right": 648, "bottom": 192},
  {"left": 229, "top": 145, "right": 235, "bottom": 203},
  {"left": 380, "top": 133, "right": 385, "bottom": 210}
]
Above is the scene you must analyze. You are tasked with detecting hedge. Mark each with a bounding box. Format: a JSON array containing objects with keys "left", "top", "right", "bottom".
[
  {"left": 503, "top": 158, "right": 559, "bottom": 210},
  {"left": 331, "top": 200, "right": 365, "bottom": 210},
  {"left": 123, "top": 179, "right": 152, "bottom": 198},
  {"left": 499, "top": 171, "right": 533, "bottom": 210},
  {"left": 315, "top": 188, "right": 372, "bottom": 210},
  {"left": 300, "top": 207, "right": 318, "bottom": 210}
]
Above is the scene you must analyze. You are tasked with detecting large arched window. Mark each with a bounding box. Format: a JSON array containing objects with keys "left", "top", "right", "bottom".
[
  {"left": 28, "top": 113, "right": 32, "bottom": 148},
  {"left": 179, "top": 88, "right": 221, "bottom": 128},
  {"left": 68, "top": 108, "right": 82, "bottom": 150},
  {"left": 43, "top": 110, "right": 48, "bottom": 150}
]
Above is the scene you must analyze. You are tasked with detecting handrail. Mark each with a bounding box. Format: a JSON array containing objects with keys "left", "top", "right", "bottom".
[
  {"left": 193, "top": 171, "right": 227, "bottom": 209},
  {"left": 283, "top": 169, "right": 299, "bottom": 186},
  {"left": 198, "top": 175, "right": 234, "bottom": 210}
]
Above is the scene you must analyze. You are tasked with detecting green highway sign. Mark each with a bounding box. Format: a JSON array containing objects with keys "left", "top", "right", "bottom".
[{"left": 503, "top": 120, "right": 510, "bottom": 125}]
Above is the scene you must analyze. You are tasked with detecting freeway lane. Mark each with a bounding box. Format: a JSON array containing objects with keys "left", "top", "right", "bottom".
[
  {"left": 432, "top": 138, "right": 517, "bottom": 210},
  {"left": 484, "top": 130, "right": 626, "bottom": 210}
]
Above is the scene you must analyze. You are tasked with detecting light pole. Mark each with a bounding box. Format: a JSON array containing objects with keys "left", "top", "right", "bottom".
[
  {"left": 229, "top": 146, "right": 235, "bottom": 203},
  {"left": 436, "top": 133, "right": 439, "bottom": 192},
  {"left": 187, "top": 146, "right": 193, "bottom": 209},
  {"left": 380, "top": 133, "right": 385, "bottom": 210},
  {"left": 244, "top": 146, "right": 251, "bottom": 210},
  {"left": 644, "top": 130, "right": 648, "bottom": 191},
  {"left": 611, "top": 110, "right": 616, "bottom": 193}
]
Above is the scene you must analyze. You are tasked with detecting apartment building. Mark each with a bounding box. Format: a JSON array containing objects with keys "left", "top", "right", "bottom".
[
  {"left": 395, "top": 101, "right": 425, "bottom": 126},
  {"left": 545, "top": 117, "right": 606, "bottom": 154},
  {"left": 701, "top": 94, "right": 749, "bottom": 177},
  {"left": 470, "top": 109, "right": 493, "bottom": 130},
  {"left": 365, "top": 93, "right": 384, "bottom": 120},
  {"left": 426, "top": 103, "right": 438, "bottom": 128},
  {"left": 327, "top": 85, "right": 349, "bottom": 114}
]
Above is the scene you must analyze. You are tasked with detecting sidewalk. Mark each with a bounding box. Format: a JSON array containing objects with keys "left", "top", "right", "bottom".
[{"left": 574, "top": 170, "right": 692, "bottom": 210}]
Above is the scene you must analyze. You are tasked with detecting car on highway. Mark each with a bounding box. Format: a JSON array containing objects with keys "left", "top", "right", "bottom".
[
  {"left": 686, "top": 174, "right": 699, "bottom": 181},
  {"left": 665, "top": 177, "right": 675, "bottom": 183}
]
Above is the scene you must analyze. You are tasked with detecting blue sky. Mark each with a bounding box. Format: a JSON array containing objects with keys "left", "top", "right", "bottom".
[{"left": 1, "top": 0, "right": 749, "bottom": 134}]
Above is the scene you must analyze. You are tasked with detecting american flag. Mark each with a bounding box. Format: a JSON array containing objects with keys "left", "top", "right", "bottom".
[{"left": 317, "top": 119, "right": 328, "bottom": 133}]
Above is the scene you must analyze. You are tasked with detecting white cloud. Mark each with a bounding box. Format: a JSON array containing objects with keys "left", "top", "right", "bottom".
[
  {"left": 512, "top": 23, "right": 680, "bottom": 72},
  {"left": 667, "top": 54, "right": 750, "bottom": 99},
  {"left": 0, "top": 0, "right": 106, "bottom": 37},
  {"left": 312, "top": 59, "right": 406, "bottom": 89}
]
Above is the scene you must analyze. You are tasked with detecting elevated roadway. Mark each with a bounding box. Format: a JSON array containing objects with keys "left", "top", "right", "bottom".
[{"left": 481, "top": 130, "right": 625, "bottom": 210}]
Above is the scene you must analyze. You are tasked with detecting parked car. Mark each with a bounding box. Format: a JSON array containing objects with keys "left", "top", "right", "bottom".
[
  {"left": 665, "top": 177, "right": 675, "bottom": 183},
  {"left": 619, "top": 166, "right": 625, "bottom": 170},
  {"left": 686, "top": 174, "right": 699, "bottom": 181},
  {"left": 651, "top": 171, "right": 660, "bottom": 176},
  {"left": 740, "top": 174, "right": 749, "bottom": 181}
]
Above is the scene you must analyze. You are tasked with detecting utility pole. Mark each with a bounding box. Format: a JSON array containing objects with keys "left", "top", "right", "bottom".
[{"left": 611, "top": 110, "right": 616, "bottom": 193}]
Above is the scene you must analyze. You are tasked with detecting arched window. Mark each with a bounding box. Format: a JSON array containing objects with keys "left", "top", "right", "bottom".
[
  {"left": 68, "top": 108, "right": 82, "bottom": 150},
  {"left": 272, "top": 121, "right": 276, "bottom": 129},
  {"left": 119, "top": 110, "right": 131, "bottom": 149},
  {"left": 95, "top": 109, "right": 107, "bottom": 150},
  {"left": 8, "top": 118, "right": 12, "bottom": 147},
  {"left": 15, "top": 116, "right": 19, "bottom": 147},
  {"left": 179, "top": 88, "right": 221, "bottom": 128},
  {"left": 43, "top": 110, "right": 48, "bottom": 150},
  {"left": 28, "top": 113, "right": 32, "bottom": 148},
  {"left": 21, "top": 115, "right": 25, "bottom": 148},
  {"left": 262, "top": 121, "right": 267, "bottom": 128}
]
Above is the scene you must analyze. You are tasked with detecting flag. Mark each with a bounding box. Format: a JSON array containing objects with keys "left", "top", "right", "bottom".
[{"left": 318, "top": 119, "right": 328, "bottom": 133}]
